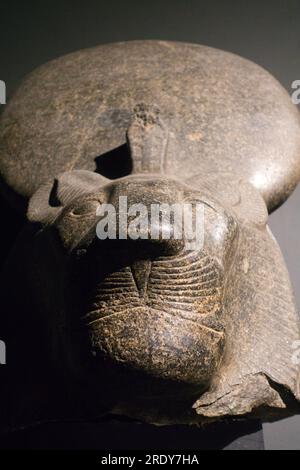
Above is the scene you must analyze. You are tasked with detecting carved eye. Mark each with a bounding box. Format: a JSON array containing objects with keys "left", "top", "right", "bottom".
[{"left": 69, "top": 200, "right": 101, "bottom": 217}]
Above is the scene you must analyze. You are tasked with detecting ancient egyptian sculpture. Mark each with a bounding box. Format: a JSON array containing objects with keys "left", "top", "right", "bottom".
[{"left": 0, "top": 41, "right": 300, "bottom": 428}]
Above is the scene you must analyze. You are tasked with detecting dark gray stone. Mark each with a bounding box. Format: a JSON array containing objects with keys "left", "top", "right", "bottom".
[{"left": 0, "top": 41, "right": 300, "bottom": 428}]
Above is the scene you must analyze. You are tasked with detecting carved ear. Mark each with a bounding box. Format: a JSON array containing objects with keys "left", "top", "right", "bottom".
[
  {"left": 186, "top": 172, "right": 268, "bottom": 227},
  {"left": 27, "top": 170, "right": 109, "bottom": 225}
]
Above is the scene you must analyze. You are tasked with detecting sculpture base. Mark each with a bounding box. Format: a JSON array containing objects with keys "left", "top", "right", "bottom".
[{"left": 0, "top": 419, "right": 264, "bottom": 450}]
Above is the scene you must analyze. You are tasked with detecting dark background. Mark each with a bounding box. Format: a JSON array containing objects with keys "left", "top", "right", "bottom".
[{"left": 0, "top": 0, "right": 300, "bottom": 450}]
